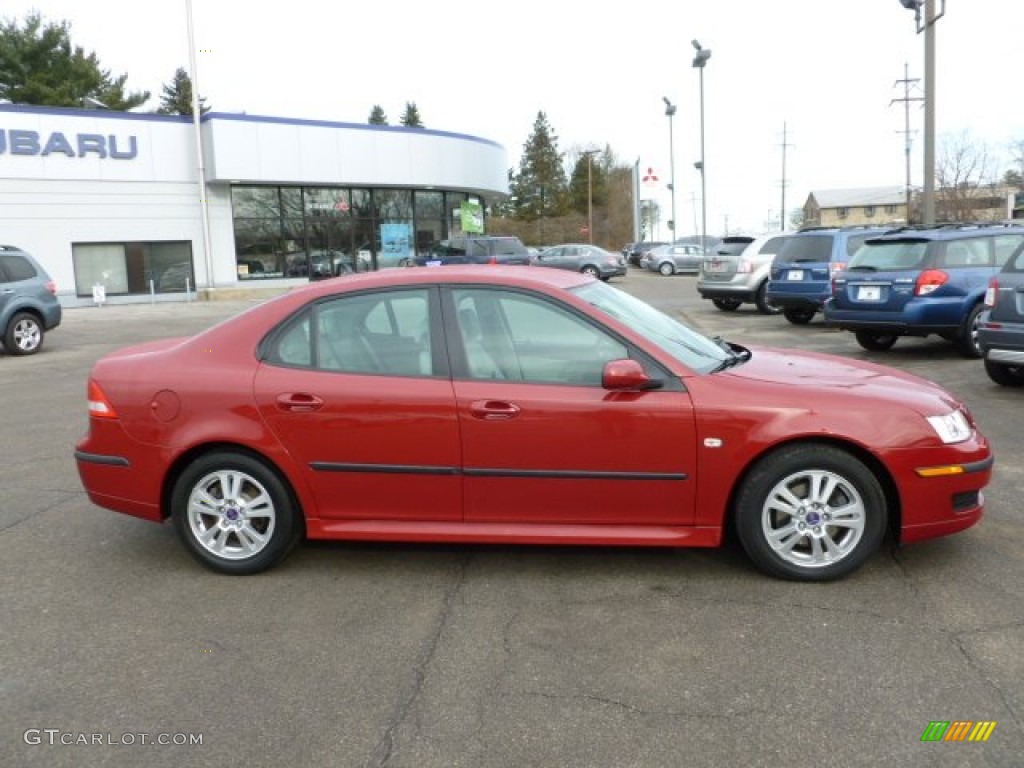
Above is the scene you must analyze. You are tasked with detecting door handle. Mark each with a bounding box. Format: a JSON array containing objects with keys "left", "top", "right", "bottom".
[
  {"left": 469, "top": 400, "right": 521, "bottom": 420},
  {"left": 275, "top": 393, "right": 325, "bottom": 412}
]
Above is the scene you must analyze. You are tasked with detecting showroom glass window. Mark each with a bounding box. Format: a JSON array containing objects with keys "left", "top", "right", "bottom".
[{"left": 71, "top": 241, "right": 193, "bottom": 296}]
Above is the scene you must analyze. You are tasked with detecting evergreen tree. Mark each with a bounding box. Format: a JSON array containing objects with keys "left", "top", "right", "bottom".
[
  {"left": 368, "top": 105, "right": 388, "bottom": 125},
  {"left": 157, "top": 67, "right": 208, "bottom": 115},
  {"left": 0, "top": 12, "right": 149, "bottom": 109},
  {"left": 399, "top": 101, "right": 423, "bottom": 128},
  {"left": 510, "top": 111, "right": 569, "bottom": 220}
]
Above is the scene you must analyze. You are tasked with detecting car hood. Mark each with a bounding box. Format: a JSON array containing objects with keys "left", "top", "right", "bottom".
[{"left": 717, "top": 345, "right": 962, "bottom": 416}]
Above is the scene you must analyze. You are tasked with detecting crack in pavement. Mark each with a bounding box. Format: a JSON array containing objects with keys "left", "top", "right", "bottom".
[
  {"left": 499, "top": 688, "right": 775, "bottom": 721},
  {"left": 364, "top": 552, "right": 471, "bottom": 768},
  {"left": 0, "top": 491, "right": 82, "bottom": 532}
]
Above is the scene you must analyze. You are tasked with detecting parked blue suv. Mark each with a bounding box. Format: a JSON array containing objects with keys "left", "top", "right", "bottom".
[
  {"left": 1, "top": 244, "right": 62, "bottom": 355},
  {"left": 766, "top": 226, "right": 892, "bottom": 324},
  {"left": 824, "top": 223, "right": 1024, "bottom": 357}
]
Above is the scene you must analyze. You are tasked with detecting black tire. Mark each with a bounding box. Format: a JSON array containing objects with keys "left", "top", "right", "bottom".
[
  {"left": 581, "top": 265, "right": 600, "bottom": 278},
  {"left": 984, "top": 358, "right": 1024, "bottom": 387},
  {"left": 172, "top": 451, "right": 302, "bottom": 575},
  {"left": 658, "top": 262, "right": 674, "bottom": 276},
  {"left": 734, "top": 444, "right": 887, "bottom": 581},
  {"left": 955, "top": 303, "right": 985, "bottom": 359},
  {"left": 782, "top": 307, "right": 815, "bottom": 325},
  {"left": 755, "top": 281, "right": 780, "bottom": 314},
  {"left": 712, "top": 298, "right": 742, "bottom": 312},
  {"left": 4, "top": 311, "right": 44, "bottom": 355},
  {"left": 854, "top": 330, "right": 898, "bottom": 352}
]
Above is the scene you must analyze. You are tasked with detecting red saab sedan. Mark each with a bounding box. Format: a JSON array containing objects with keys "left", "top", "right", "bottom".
[{"left": 74, "top": 266, "right": 992, "bottom": 581}]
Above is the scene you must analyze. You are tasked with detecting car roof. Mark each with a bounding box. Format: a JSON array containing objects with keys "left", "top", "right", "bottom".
[
  {"left": 866, "top": 222, "right": 1024, "bottom": 242},
  {"left": 292, "top": 265, "right": 589, "bottom": 298}
]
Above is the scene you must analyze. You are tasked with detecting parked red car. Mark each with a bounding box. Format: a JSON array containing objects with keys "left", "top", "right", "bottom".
[{"left": 75, "top": 266, "right": 992, "bottom": 580}]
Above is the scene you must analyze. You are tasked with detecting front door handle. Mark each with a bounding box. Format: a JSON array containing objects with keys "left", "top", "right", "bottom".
[
  {"left": 276, "top": 393, "right": 325, "bottom": 412},
  {"left": 469, "top": 400, "right": 521, "bottom": 420}
]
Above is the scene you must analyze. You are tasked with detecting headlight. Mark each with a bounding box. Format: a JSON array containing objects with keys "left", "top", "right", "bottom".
[{"left": 926, "top": 411, "right": 972, "bottom": 444}]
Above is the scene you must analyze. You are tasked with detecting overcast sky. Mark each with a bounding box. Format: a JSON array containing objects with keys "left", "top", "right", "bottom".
[{"left": 5, "top": 1, "right": 1023, "bottom": 237}]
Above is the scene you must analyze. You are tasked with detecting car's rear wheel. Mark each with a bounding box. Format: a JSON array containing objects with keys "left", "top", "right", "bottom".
[
  {"left": 581, "top": 265, "right": 600, "bottom": 278},
  {"left": 658, "top": 262, "right": 674, "bottom": 276},
  {"left": 755, "top": 281, "right": 779, "bottom": 314},
  {"left": 955, "top": 303, "right": 985, "bottom": 358},
  {"left": 854, "top": 330, "right": 898, "bottom": 351},
  {"left": 984, "top": 358, "right": 1024, "bottom": 387},
  {"left": 4, "top": 312, "right": 44, "bottom": 355},
  {"left": 735, "top": 444, "right": 887, "bottom": 581},
  {"left": 712, "top": 298, "right": 742, "bottom": 311},
  {"left": 782, "top": 307, "right": 815, "bottom": 325},
  {"left": 172, "top": 451, "right": 302, "bottom": 575}
]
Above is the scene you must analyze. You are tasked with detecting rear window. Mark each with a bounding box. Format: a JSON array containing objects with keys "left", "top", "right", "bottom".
[
  {"left": 848, "top": 241, "right": 929, "bottom": 271},
  {"left": 776, "top": 235, "right": 831, "bottom": 263}
]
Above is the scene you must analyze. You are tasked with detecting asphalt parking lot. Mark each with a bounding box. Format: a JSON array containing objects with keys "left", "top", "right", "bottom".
[{"left": 2, "top": 269, "right": 1021, "bottom": 768}]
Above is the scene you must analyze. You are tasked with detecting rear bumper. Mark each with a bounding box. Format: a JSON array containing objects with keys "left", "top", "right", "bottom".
[{"left": 823, "top": 299, "right": 961, "bottom": 335}]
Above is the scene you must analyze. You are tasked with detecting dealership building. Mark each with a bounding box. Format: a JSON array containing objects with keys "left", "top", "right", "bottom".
[{"left": 0, "top": 104, "right": 509, "bottom": 305}]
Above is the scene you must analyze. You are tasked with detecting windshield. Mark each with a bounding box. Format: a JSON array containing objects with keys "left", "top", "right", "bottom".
[
  {"left": 848, "top": 240, "right": 929, "bottom": 270},
  {"left": 571, "top": 280, "right": 730, "bottom": 374}
]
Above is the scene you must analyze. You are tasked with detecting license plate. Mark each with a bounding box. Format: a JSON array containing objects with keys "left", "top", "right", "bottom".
[
  {"left": 708, "top": 261, "right": 727, "bottom": 273},
  {"left": 857, "top": 285, "right": 882, "bottom": 301},
  {"left": 786, "top": 269, "right": 804, "bottom": 280}
]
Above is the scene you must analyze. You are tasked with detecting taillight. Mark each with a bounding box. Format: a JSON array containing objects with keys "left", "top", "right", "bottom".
[
  {"left": 45, "top": 280, "right": 57, "bottom": 295},
  {"left": 87, "top": 380, "right": 118, "bottom": 419},
  {"left": 984, "top": 277, "right": 998, "bottom": 308},
  {"left": 488, "top": 256, "right": 498, "bottom": 265},
  {"left": 829, "top": 261, "right": 847, "bottom": 275},
  {"left": 736, "top": 260, "right": 752, "bottom": 274},
  {"left": 915, "top": 269, "right": 949, "bottom": 296}
]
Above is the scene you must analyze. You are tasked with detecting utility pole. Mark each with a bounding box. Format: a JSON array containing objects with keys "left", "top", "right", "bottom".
[
  {"left": 779, "top": 122, "right": 794, "bottom": 231},
  {"left": 891, "top": 62, "right": 923, "bottom": 224}
]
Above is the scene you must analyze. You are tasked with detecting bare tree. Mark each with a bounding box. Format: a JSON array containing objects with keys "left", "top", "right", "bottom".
[{"left": 935, "top": 131, "right": 995, "bottom": 222}]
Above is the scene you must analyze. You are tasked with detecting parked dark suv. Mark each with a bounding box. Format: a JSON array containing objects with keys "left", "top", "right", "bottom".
[
  {"left": 824, "top": 223, "right": 1024, "bottom": 357},
  {"left": 978, "top": 239, "right": 1024, "bottom": 384},
  {"left": 767, "top": 226, "right": 892, "bottom": 324},
  {"left": 414, "top": 236, "right": 531, "bottom": 266},
  {"left": 0, "top": 244, "right": 62, "bottom": 355}
]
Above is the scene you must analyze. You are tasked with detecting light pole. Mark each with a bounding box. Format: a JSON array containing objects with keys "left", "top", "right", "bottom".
[
  {"left": 581, "top": 149, "right": 599, "bottom": 244},
  {"left": 662, "top": 97, "right": 677, "bottom": 240},
  {"left": 692, "top": 40, "right": 711, "bottom": 252},
  {"left": 898, "top": 0, "right": 945, "bottom": 226}
]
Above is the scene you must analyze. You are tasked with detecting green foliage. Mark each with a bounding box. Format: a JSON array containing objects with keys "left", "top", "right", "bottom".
[
  {"left": 157, "top": 67, "right": 209, "bottom": 116},
  {"left": 569, "top": 146, "right": 612, "bottom": 215},
  {"left": 510, "top": 111, "right": 570, "bottom": 220},
  {"left": 400, "top": 101, "right": 423, "bottom": 128},
  {"left": 0, "top": 12, "right": 149, "bottom": 110},
  {"left": 368, "top": 105, "right": 388, "bottom": 125}
]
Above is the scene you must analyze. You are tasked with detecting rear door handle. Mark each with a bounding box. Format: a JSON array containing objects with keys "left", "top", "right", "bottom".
[
  {"left": 276, "top": 393, "right": 325, "bottom": 412},
  {"left": 469, "top": 400, "right": 521, "bottom": 420}
]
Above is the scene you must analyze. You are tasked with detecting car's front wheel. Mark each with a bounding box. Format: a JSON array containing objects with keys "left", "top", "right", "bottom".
[
  {"left": 782, "top": 307, "right": 816, "bottom": 325},
  {"left": 712, "top": 298, "right": 742, "bottom": 311},
  {"left": 735, "top": 444, "right": 887, "bottom": 581},
  {"left": 658, "top": 262, "right": 675, "bottom": 276},
  {"left": 4, "top": 311, "right": 44, "bottom": 355},
  {"left": 172, "top": 451, "right": 302, "bottom": 574},
  {"left": 984, "top": 358, "right": 1024, "bottom": 387},
  {"left": 854, "top": 330, "right": 898, "bottom": 351}
]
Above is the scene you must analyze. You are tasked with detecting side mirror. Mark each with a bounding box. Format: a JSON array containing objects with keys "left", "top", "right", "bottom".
[{"left": 602, "top": 359, "right": 661, "bottom": 391}]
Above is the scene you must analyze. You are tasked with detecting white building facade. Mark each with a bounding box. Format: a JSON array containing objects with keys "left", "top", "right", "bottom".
[{"left": 0, "top": 104, "right": 509, "bottom": 305}]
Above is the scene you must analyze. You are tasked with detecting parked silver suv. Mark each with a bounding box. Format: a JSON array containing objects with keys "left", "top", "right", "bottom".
[
  {"left": 0, "top": 245, "right": 62, "bottom": 355},
  {"left": 698, "top": 232, "right": 796, "bottom": 313}
]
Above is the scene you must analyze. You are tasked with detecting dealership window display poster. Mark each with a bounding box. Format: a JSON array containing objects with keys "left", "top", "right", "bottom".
[{"left": 379, "top": 222, "right": 412, "bottom": 267}]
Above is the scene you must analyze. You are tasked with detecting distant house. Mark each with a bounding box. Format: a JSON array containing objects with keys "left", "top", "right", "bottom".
[
  {"left": 803, "top": 184, "right": 1020, "bottom": 228},
  {"left": 802, "top": 187, "right": 908, "bottom": 228}
]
